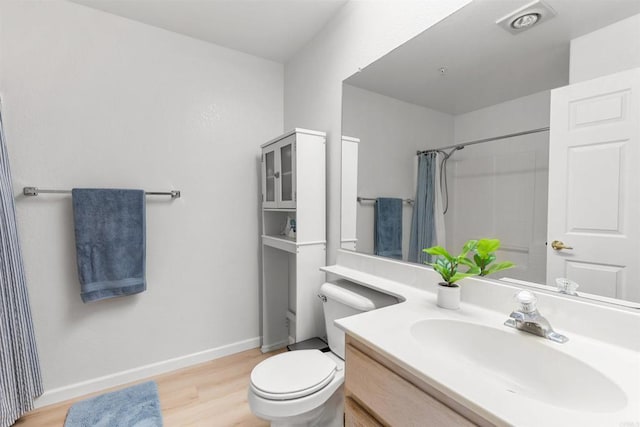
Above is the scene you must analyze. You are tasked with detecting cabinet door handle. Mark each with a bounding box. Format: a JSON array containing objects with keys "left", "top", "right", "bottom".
[{"left": 274, "top": 171, "right": 280, "bottom": 179}]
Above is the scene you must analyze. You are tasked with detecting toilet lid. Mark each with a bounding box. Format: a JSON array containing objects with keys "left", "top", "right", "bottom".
[{"left": 250, "top": 350, "right": 337, "bottom": 400}]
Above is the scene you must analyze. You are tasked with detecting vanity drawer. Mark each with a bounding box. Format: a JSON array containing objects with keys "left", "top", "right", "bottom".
[{"left": 345, "top": 341, "right": 476, "bottom": 427}]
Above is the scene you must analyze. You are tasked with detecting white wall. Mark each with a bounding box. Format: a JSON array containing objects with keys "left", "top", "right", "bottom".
[
  {"left": 342, "top": 84, "right": 453, "bottom": 259},
  {"left": 570, "top": 13, "right": 640, "bottom": 84},
  {"left": 284, "top": 0, "right": 472, "bottom": 264},
  {"left": 0, "top": 0, "right": 283, "bottom": 403},
  {"left": 450, "top": 91, "right": 551, "bottom": 283}
]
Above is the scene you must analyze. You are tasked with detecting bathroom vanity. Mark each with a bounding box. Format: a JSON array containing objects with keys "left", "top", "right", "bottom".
[
  {"left": 345, "top": 334, "right": 482, "bottom": 426},
  {"left": 333, "top": 1, "right": 640, "bottom": 423},
  {"left": 326, "top": 250, "right": 640, "bottom": 427}
]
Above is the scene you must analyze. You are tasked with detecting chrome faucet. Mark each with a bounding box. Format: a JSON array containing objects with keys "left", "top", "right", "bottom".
[
  {"left": 504, "top": 290, "right": 568, "bottom": 343},
  {"left": 555, "top": 278, "right": 579, "bottom": 296}
]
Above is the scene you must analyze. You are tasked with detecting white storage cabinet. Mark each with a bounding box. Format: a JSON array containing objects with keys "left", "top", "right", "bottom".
[{"left": 260, "top": 129, "right": 326, "bottom": 352}]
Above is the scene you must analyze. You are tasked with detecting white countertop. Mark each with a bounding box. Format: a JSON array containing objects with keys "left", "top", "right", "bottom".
[{"left": 324, "top": 264, "right": 640, "bottom": 427}]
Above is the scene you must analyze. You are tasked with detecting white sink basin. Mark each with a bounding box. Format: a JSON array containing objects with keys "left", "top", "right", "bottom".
[{"left": 410, "top": 319, "right": 627, "bottom": 413}]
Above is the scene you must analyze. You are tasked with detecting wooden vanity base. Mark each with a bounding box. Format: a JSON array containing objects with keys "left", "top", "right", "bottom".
[{"left": 345, "top": 334, "right": 495, "bottom": 427}]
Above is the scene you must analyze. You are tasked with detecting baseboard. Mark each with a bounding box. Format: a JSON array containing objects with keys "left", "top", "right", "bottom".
[
  {"left": 34, "top": 336, "right": 261, "bottom": 409},
  {"left": 261, "top": 339, "right": 289, "bottom": 353}
]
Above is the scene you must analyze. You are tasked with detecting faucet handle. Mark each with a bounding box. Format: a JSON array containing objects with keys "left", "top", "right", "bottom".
[
  {"left": 514, "top": 290, "right": 538, "bottom": 313},
  {"left": 555, "top": 278, "right": 579, "bottom": 296}
]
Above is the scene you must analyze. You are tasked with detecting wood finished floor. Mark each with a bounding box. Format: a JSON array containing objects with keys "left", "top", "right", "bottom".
[{"left": 15, "top": 348, "right": 282, "bottom": 427}]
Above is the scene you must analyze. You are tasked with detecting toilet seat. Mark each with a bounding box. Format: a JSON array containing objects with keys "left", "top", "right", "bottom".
[
  {"left": 248, "top": 352, "right": 345, "bottom": 422},
  {"left": 250, "top": 350, "right": 337, "bottom": 400}
]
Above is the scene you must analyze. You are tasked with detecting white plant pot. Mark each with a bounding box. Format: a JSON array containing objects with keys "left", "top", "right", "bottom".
[{"left": 437, "top": 283, "right": 460, "bottom": 310}]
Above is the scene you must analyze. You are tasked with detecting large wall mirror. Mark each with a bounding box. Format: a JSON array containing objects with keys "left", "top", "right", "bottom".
[{"left": 341, "top": 0, "right": 640, "bottom": 307}]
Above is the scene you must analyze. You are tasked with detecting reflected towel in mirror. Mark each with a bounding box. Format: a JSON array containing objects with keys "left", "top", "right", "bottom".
[{"left": 374, "top": 197, "right": 402, "bottom": 260}]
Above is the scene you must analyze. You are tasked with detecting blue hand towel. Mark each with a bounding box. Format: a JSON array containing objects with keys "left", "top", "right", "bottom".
[
  {"left": 72, "top": 189, "right": 146, "bottom": 303},
  {"left": 374, "top": 198, "right": 403, "bottom": 260}
]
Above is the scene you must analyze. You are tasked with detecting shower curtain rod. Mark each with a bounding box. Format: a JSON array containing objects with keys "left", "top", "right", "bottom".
[
  {"left": 23, "top": 187, "right": 181, "bottom": 199},
  {"left": 416, "top": 126, "right": 550, "bottom": 156}
]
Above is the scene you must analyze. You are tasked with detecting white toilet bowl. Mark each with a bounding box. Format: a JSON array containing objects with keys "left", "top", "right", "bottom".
[
  {"left": 248, "top": 281, "right": 398, "bottom": 426},
  {"left": 248, "top": 351, "right": 344, "bottom": 427}
]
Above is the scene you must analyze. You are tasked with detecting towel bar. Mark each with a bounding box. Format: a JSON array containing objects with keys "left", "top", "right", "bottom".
[
  {"left": 357, "top": 196, "right": 413, "bottom": 205},
  {"left": 23, "top": 187, "right": 181, "bottom": 199}
]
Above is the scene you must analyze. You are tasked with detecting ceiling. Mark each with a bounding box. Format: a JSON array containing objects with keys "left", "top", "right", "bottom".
[
  {"left": 345, "top": 0, "right": 640, "bottom": 115},
  {"left": 69, "top": 0, "right": 348, "bottom": 63}
]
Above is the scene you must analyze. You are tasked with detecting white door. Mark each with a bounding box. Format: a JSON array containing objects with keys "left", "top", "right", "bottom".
[{"left": 547, "top": 68, "right": 640, "bottom": 303}]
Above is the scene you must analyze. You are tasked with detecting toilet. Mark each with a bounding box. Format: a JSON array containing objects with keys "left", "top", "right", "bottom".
[{"left": 248, "top": 280, "right": 398, "bottom": 426}]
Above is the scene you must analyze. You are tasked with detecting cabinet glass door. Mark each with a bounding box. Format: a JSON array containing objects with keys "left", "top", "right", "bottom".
[
  {"left": 280, "top": 143, "right": 293, "bottom": 202},
  {"left": 264, "top": 150, "right": 276, "bottom": 203}
]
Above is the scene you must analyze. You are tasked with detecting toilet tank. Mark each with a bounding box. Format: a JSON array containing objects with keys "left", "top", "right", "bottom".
[{"left": 319, "top": 280, "right": 398, "bottom": 359}]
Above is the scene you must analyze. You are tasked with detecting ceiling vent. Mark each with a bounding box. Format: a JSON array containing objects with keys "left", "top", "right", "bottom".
[{"left": 496, "top": 0, "right": 556, "bottom": 35}]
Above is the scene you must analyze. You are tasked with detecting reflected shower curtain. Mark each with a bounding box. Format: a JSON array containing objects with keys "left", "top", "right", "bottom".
[
  {"left": 409, "top": 152, "right": 446, "bottom": 264},
  {"left": 0, "top": 107, "right": 43, "bottom": 426}
]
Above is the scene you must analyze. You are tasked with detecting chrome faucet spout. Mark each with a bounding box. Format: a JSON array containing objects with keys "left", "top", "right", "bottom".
[{"left": 504, "top": 291, "right": 568, "bottom": 343}]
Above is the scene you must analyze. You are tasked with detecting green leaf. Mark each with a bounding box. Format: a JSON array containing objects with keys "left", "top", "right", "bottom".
[
  {"left": 473, "top": 253, "right": 482, "bottom": 266},
  {"left": 460, "top": 240, "right": 478, "bottom": 257},
  {"left": 457, "top": 257, "right": 475, "bottom": 268},
  {"left": 424, "top": 246, "right": 454, "bottom": 262},
  {"left": 449, "top": 270, "right": 479, "bottom": 283},
  {"left": 467, "top": 265, "right": 481, "bottom": 275},
  {"left": 482, "top": 261, "right": 515, "bottom": 276},
  {"left": 435, "top": 258, "right": 450, "bottom": 269},
  {"left": 432, "top": 263, "right": 451, "bottom": 281},
  {"left": 476, "top": 238, "right": 500, "bottom": 256}
]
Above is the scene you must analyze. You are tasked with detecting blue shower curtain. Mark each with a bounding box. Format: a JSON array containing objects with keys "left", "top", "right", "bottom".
[
  {"left": 0, "top": 106, "right": 43, "bottom": 426},
  {"left": 409, "top": 152, "right": 437, "bottom": 264}
]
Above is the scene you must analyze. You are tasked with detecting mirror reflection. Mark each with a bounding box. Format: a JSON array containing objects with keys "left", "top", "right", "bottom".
[{"left": 341, "top": 0, "right": 640, "bottom": 306}]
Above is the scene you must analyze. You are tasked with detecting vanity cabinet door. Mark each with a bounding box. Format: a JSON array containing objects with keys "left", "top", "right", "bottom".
[{"left": 345, "top": 341, "right": 478, "bottom": 427}]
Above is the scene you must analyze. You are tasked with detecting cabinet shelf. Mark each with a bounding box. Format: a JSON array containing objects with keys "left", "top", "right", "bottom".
[
  {"left": 262, "top": 234, "right": 297, "bottom": 253},
  {"left": 263, "top": 208, "right": 296, "bottom": 212}
]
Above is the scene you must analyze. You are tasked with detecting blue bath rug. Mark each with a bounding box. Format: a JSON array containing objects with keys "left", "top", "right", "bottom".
[{"left": 64, "top": 381, "right": 163, "bottom": 427}]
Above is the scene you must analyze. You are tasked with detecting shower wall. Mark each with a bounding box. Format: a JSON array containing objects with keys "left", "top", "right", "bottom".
[{"left": 448, "top": 90, "right": 551, "bottom": 283}]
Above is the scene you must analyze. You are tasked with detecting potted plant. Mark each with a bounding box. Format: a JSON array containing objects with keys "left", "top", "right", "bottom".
[
  {"left": 423, "top": 240, "right": 480, "bottom": 309},
  {"left": 472, "top": 238, "right": 515, "bottom": 277},
  {"left": 424, "top": 238, "right": 515, "bottom": 309}
]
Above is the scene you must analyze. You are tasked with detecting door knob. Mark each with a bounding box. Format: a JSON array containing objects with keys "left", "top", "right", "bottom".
[{"left": 551, "top": 240, "right": 573, "bottom": 251}]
